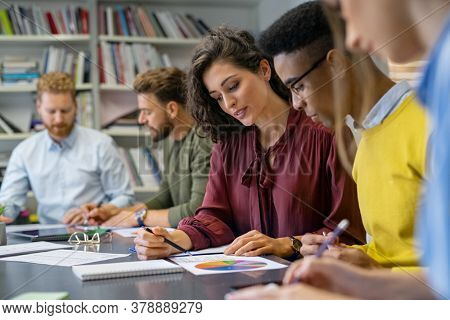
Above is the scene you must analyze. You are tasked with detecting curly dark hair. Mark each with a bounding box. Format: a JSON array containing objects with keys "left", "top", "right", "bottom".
[
  {"left": 187, "top": 26, "right": 290, "bottom": 143},
  {"left": 258, "top": 1, "right": 334, "bottom": 59}
]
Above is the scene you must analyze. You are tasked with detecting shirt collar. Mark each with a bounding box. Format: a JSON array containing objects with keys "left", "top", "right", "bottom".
[
  {"left": 362, "top": 80, "right": 412, "bottom": 129},
  {"left": 46, "top": 124, "right": 78, "bottom": 151}
]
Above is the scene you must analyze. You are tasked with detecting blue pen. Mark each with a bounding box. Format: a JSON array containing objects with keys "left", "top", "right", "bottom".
[{"left": 315, "top": 219, "right": 350, "bottom": 257}]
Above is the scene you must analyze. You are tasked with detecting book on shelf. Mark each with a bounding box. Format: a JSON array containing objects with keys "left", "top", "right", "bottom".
[
  {"left": 98, "top": 5, "right": 210, "bottom": 39},
  {"left": 0, "top": 113, "right": 22, "bottom": 134},
  {"left": 0, "top": 48, "right": 90, "bottom": 87},
  {"left": 76, "top": 91, "right": 94, "bottom": 128},
  {"left": 99, "top": 42, "right": 171, "bottom": 86},
  {"left": 0, "top": 5, "right": 89, "bottom": 36},
  {"left": 0, "top": 102, "right": 33, "bottom": 133},
  {"left": 41, "top": 46, "right": 91, "bottom": 83},
  {"left": 0, "top": 58, "right": 39, "bottom": 86}
]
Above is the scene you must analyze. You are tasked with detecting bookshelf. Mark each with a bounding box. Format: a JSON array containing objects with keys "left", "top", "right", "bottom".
[{"left": 0, "top": 0, "right": 293, "bottom": 198}]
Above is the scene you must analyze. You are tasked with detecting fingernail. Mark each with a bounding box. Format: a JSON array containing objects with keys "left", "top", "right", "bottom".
[
  {"left": 265, "top": 283, "right": 279, "bottom": 290},
  {"left": 224, "top": 293, "right": 237, "bottom": 300}
]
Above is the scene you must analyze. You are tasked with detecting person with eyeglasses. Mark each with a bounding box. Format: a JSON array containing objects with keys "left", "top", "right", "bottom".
[
  {"left": 228, "top": 0, "right": 449, "bottom": 300},
  {"left": 132, "top": 26, "right": 365, "bottom": 261},
  {"left": 258, "top": 1, "right": 429, "bottom": 271}
]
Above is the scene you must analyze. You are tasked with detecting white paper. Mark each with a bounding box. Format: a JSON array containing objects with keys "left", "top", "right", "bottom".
[
  {"left": 113, "top": 227, "right": 175, "bottom": 238},
  {"left": 170, "top": 244, "right": 230, "bottom": 257},
  {"left": 0, "top": 242, "right": 72, "bottom": 257},
  {"left": 169, "top": 254, "right": 287, "bottom": 276},
  {"left": 6, "top": 224, "right": 67, "bottom": 233},
  {"left": 0, "top": 249, "right": 129, "bottom": 267}
]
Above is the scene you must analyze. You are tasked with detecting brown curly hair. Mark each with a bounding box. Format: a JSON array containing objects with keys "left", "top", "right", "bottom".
[
  {"left": 187, "top": 26, "right": 290, "bottom": 143},
  {"left": 36, "top": 72, "right": 76, "bottom": 102}
]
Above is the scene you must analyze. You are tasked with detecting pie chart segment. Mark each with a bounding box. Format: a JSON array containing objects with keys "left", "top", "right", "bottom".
[{"left": 195, "top": 260, "right": 267, "bottom": 271}]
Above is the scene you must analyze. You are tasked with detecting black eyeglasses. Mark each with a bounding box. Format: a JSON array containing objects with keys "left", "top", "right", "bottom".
[{"left": 289, "top": 55, "right": 328, "bottom": 96}]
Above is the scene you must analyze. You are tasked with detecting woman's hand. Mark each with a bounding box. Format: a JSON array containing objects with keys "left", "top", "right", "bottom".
[
  {"left": 134, "top": 228, "right": 192, "bottom": 260},
  {"left": 224, "top": 230, "right": 293, "bottom": 257},
  {"left": 322, "top": 246, "right": 382, "bottom": 269}
]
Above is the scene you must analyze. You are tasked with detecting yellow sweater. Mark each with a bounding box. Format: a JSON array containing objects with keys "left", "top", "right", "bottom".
[{"left": 352, "top": 95, "right": 428, "bottom": 268}]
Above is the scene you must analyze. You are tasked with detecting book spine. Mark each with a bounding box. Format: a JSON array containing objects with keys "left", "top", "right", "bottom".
[
  {"left": 46, "top": 11, "right": 58, "bottom": 34},
  {"left": 0, "top": 10, "right": 13, "bottom": 35},
  {"left": 116, "top": 6, "right": 129, "bottom": 36},
  {"left": 80, "top": 8, "right": 89, "bottom": 34},
  {"left": 150, "top": 12, "right": 167, "bottom": 37}
]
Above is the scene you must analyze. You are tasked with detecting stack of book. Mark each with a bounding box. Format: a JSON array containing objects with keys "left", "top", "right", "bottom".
[
  {"left": 118, "top": 147, "right": 162, "bottom": 189},
  {"left": 0, "top": 59, "right": 40, "bottom": 86},
  {"left": 0, "top": 5, "right": 89, "bottom": 35},
  {"left": 99, "top": 42, "right": 170, "bottom": 85},
  {"left": 98, "top": 5, "right": 209, "bottom": 38},
  {"left": 41, "top": 47, "right": 91, "bottom": 85},
  {"left": 76, "top": 92, "right": 94, "bottom": 128}
]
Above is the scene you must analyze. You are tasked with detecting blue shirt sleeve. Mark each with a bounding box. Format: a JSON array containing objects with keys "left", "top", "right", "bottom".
[{"left": 0, "top": 147, "right": 31, "bottom": 220}]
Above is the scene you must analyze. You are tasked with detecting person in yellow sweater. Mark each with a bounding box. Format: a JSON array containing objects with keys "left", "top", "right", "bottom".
[{"left": 258, "top": 2, "right": 428, "bottom": 269}]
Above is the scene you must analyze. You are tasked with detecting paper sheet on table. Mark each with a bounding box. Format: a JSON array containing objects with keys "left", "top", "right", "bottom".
[
  {"left": 170, "top": 244, "right": 230, "bottom": 257},
  {"left": 6, "top": 224, "right": 67, "bottom": 233},
  {"left": 113, "top": 227, "right": 175, "bottom": 238},
  {"left": 0, "top": 249, "right": 129, "bottom": 267},
  {"left": 169, "top": 254, "right": 287, "bottom": 276},
  {"left": 0, "top": 242, "right": 72, "bottom": 257}
]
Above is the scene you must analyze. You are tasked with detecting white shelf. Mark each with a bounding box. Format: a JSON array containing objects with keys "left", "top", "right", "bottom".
[
  {"left": 99, "top": 84, "right": 133, "bottom": 92},
  {"left": 0, "top": 83, "right": 93, "bottom": 93},
  {"left": 98, "top": 35, "right": 201, "bottom": 46},
  {"left": 97, "top": 0, "right": 261, "bottom": 7},
  {"left": 134, "top": 186, "right": 159, "bottom": 193},
  {"left": 0, "top": 35, "right": 90, "bottom": 44},
  {"left": 102, "top": 129, "right": 142, "bottom": 137},
  {"left": 0, "top": 133, "right": 32, "bottom": 141}
]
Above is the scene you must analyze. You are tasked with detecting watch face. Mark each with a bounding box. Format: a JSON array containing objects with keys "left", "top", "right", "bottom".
[
  {"left": 135, "top": 208, "right": 146, "bottom": 219},
  {"left": 291, "top": 237, "right": 302, "bottom": 251}
]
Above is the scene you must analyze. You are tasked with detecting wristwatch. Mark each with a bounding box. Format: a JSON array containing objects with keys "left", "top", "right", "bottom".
[
  {"left": 134, "top": 208, "right": 148, "bottom": 227},
  {"left": 289, "top": 236, "right": 303, "bottom": 260}
]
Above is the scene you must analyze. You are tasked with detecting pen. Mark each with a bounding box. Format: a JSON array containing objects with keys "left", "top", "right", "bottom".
[
  {"left": 291, "top": 219, "right": 350, "bottom": 284},
  {"left": 144, "top": 227, "right": 192, "bottom": 256},
  {"left": 315, "top": 219, "right": 350, "bottom": 257},
  {"left": 83, "top": 201, "right": 104, "bottom": 226}
]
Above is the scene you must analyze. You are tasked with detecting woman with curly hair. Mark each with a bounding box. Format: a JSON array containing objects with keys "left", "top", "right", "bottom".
[{"left": 133, "top": 27, "right": 365, "bottom": 260}]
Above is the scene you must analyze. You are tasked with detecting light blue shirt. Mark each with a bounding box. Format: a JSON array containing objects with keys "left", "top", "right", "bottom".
[
  {"left": 0, "top": 125, "right": 134, "bottom": 224},
  {"left": 417, "top": 16, "right": 450, "bottom": 299},
  {"left": 362, "top": 80, "right": 412, "bottom": 129}
]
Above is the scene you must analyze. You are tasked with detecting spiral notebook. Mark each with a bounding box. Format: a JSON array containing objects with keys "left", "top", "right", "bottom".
[{"left": 72, "top": 260, "right": 184, "bottom": 281}]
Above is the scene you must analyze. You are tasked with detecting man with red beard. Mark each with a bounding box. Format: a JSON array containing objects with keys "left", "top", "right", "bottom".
[
  {"left": 83, "top": 68, "right": 212, "bottom": 229},
  {"left": 0, "top": 72, "right": 134, "bottom": 224}
]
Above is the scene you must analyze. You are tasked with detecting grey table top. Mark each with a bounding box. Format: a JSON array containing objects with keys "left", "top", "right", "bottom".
[{"left": 0, "top": 232, "right": 289, "bottom": 300}]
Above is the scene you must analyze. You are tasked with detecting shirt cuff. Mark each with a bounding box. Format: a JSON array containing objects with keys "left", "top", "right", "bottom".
[{"left": 108, "top": 195, "right": 134, "bottom": 208}]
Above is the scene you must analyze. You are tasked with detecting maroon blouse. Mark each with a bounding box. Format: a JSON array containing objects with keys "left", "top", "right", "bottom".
[{"left": 178, "top": 109, "right": 365, "bottom": 250}]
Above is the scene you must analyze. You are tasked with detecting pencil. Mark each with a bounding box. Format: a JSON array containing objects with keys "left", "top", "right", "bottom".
[{"left": 144, "top": 227, "right": 192, "bottom": 256}]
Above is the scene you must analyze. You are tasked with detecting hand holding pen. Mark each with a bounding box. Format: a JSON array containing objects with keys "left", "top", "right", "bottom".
[
  {"left": 131, "top": 226, "right": 192, "bottom": 257},
  {"left": 283, "top": 219, "right": 350, "bottom": 284}
]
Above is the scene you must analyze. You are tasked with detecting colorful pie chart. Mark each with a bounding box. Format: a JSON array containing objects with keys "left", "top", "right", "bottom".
[{"left": 195, "top": 260, "right": 267, "bottom": 271}]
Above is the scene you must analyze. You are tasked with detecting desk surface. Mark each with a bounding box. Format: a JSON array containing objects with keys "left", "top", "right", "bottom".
[{"left": 0, "top": 233, "right": 288, "bottom": 300}]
